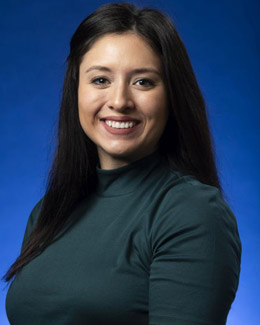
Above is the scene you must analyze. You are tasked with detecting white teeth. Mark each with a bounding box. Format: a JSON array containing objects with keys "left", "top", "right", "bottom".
[{"left": 105, "top": 120, "right": 137, "bottom": 129}]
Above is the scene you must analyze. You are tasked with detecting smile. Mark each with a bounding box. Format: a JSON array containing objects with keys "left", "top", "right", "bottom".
[
  {"left": 105, "top": 120, "right": 137, "bottom": 129},
  {"left": 101, "top": 120, "right": 141, "bottom": 135}
]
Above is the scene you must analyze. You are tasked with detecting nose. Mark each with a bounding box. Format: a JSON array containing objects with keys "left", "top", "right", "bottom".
[{"left": 106, "top": 81, "right": 134, "bottom": 112}]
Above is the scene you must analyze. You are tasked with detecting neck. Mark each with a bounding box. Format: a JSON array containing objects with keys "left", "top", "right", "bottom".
[{"left": 97, "top": 148, "right": 160, "bottom": 170}]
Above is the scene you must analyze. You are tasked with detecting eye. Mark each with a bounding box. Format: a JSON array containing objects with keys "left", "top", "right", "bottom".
[
  {"left": 135, "top": 78, "right": 154, "bottom": 87},
  {"left": 91, "top": 77, "right": 110, "bottom": 86}
]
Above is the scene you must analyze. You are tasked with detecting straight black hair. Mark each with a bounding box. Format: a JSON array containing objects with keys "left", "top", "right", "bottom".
[{"left": 3, "top": 2, "right": 223, "bottom": 283}]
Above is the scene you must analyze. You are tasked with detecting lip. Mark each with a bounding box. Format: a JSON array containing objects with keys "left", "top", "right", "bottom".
[{"left": 100, "top": 116, "right": 140, "bottom": 123}]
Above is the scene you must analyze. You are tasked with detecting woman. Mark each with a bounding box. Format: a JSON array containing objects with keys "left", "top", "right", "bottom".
[{"left": 3, "top": 2, "right": 242, "bottom": 325}]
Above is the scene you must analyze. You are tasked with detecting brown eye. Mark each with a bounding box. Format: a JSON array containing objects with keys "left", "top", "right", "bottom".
[
  {"left": 92, "top": 77, "right": 109, "bottom": 85},
  {"left": 135, "top": 79, "right": 154, "bottom": 87}
]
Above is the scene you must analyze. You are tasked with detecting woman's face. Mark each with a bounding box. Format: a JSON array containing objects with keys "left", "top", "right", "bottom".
[{"left": 78, "top": 32, "right": 169, "bottom": 169}]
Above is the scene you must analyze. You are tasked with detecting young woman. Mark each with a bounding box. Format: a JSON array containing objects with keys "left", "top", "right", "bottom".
[{"left": 4, "top": 2, "right": 242, "bottom": 325}]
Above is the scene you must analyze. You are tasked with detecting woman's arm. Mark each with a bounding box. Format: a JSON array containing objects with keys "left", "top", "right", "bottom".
[{"left": 148, "top": 183, "right": 241, "bottom": 325}]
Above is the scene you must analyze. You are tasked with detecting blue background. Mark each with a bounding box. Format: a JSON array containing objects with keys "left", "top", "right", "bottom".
[{"left": 1, "top": 0, "right": 259, "bottom": 323}]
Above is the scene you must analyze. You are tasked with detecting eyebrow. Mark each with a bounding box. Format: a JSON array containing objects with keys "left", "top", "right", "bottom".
[{"left": 85, "top": 65, "right": 161, "bottom": 76}]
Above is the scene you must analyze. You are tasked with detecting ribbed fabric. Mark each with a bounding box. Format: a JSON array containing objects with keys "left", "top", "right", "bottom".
[{"left": 5, "top": 150, "right": 241, "bottom": 325}]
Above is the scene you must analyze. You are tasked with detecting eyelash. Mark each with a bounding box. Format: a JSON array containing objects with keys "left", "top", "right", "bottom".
[{"left": 91, "top": 77, "right": 154, "bottom": 87}]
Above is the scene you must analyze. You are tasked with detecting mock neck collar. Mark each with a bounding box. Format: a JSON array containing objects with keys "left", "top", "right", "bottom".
[{"left": 95, "top": 150, "right": 163, "bottom": 197}]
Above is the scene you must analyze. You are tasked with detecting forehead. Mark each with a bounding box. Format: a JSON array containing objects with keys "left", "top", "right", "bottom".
[{"left": 80, "top": 32, "right": 162, "bottom": 70}]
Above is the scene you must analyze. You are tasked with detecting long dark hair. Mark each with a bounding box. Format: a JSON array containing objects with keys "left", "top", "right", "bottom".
[{"left": 2, "top": 2, "right": 223, "bottom": 284}]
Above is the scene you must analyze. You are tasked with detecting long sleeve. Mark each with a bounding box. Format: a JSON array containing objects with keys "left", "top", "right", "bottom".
[{"left": 149, "top": 183, "right": 242, "bottom": 325}]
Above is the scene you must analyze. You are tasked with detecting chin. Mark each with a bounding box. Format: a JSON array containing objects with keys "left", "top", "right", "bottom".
[{"left": 109, "top": 149, "right": 136, "bottom": 159}]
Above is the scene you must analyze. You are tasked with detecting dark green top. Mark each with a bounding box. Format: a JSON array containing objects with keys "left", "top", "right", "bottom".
[{"left": 5, "top": 150, "right": 242, "bottom": 325}]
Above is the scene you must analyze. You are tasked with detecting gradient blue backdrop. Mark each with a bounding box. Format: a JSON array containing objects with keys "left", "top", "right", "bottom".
[{"left": 1, "top": 0, "right": 259, "bottom": 324}]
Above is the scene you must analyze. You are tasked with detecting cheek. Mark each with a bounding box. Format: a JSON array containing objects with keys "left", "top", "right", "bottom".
[
  {"left": 78, "top": 87, "right": 102, "bottom": 122},
  {"left": 78, "top": 85, "right": 86, "bottom": 113},
  {"left": 140, "top": 92, "right": 168, "bottom": 121},
  {"left": 78, "top": 85, "right": 91, "bottom": 111}
]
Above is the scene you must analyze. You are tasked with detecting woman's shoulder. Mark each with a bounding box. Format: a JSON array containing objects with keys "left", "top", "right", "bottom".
[
  {"left": 151, "top": 166, "right": 242, "bottom": 262},
  {"left": 21, "top": 197, "right": 45, "bottom": 250},
  {"left": 28, "top": 197, "right": 45, "bottom": 225},
  {"left": 160, "top": 164, "right": 221, "bottom": 202},
  {"left": 156, "top": 165, "right": 237, "bottom": 230}
]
